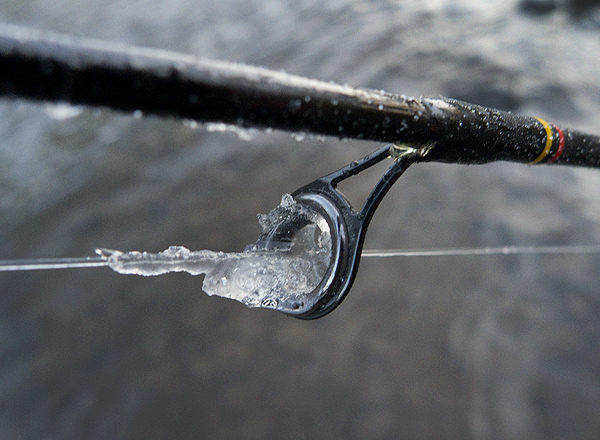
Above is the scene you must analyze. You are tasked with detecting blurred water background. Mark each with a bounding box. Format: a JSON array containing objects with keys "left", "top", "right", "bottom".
[{"left": 2, "top": 0, "right": 600, "bottom": 438}]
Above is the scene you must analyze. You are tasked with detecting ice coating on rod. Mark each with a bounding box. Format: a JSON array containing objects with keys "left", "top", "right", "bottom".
[{"left": 99, "top": 194, "right": 332, "bottom": 312}]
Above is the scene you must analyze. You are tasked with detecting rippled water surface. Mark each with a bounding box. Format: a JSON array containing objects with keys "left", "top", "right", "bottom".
[{"left": 2, "top": 1, "right": 600, "bottom": 439}]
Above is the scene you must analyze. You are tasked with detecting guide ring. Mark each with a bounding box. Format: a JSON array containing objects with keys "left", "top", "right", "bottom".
[{"left": 268, "top": 144, "right": 414, "bottom": 319}]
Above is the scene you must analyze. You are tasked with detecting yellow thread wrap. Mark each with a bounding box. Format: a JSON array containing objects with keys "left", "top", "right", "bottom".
[{"left": 532, "top": 117, "right": 553, "bottom": 164}]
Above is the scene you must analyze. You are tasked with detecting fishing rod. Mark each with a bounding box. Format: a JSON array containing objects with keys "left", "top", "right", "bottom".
[
  {"left": 2, "top": 24, "right": 600, "bottom": 318},
  {"left": 1, "top": 23, "right": 600, "bottom": 168}
]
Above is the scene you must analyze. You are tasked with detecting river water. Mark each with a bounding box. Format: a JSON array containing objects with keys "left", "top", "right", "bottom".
[{"left": 1, "top": 1, "right": 600, "bottom": 439}]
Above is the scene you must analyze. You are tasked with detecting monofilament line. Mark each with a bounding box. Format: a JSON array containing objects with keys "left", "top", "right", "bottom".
[
  {"left": 1, "top": 245, "right": 600, "bottom": 272},
  {"left": 361, "top": 244, "right": 600, "bottom": 258},
  {"left": 0, "top": 257, "right": 108, "bottom": 271}
]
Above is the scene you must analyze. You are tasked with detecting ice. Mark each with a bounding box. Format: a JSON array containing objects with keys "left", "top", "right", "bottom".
[
  {"left": 204, "top": 122, "right": 257, "bottom": 141},
  {"left": 99, "top": 195, "right": 332, "bottom": 312},
  {"left": 44, "top": 103, "right": 83, "bottom": 120},
  {"left": 97, "top": 247, "right": 228, "bottom": 276}
]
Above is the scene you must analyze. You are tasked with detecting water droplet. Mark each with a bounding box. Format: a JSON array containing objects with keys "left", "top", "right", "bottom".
[
  {"left": 288, "top": 99, "right": 302, "bottom": 113},
  {"left": 292, "top": 132, "right": 307, "bottom": 142}
]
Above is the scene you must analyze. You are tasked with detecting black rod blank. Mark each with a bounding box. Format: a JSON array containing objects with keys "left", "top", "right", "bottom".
[{"left": 1, "top": 24, "right": 599, "bottom": 168}]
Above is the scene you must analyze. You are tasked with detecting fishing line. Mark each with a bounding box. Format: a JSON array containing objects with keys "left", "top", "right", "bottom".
[
  {"left": 0, "top": 256, "right": 108, "bottom": 271},
  {"left": 1, "top": 244, "right": 600, "bottom": 272},
  {"left": 361, "top": 244, "right": 600, "bottom": 257}
]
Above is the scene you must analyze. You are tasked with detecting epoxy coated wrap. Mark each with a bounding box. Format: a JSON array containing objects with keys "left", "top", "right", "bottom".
[{"left": 418, "top": 98, "right": 600, "bottom": 167}]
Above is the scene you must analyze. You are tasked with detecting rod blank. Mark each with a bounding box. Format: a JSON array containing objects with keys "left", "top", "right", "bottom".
[
  {"left": 1, "top": 24, "right": 600, "bottom": 168},
  {"left": 0, "top": 24, "right": 424, "bottom": 143}
]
